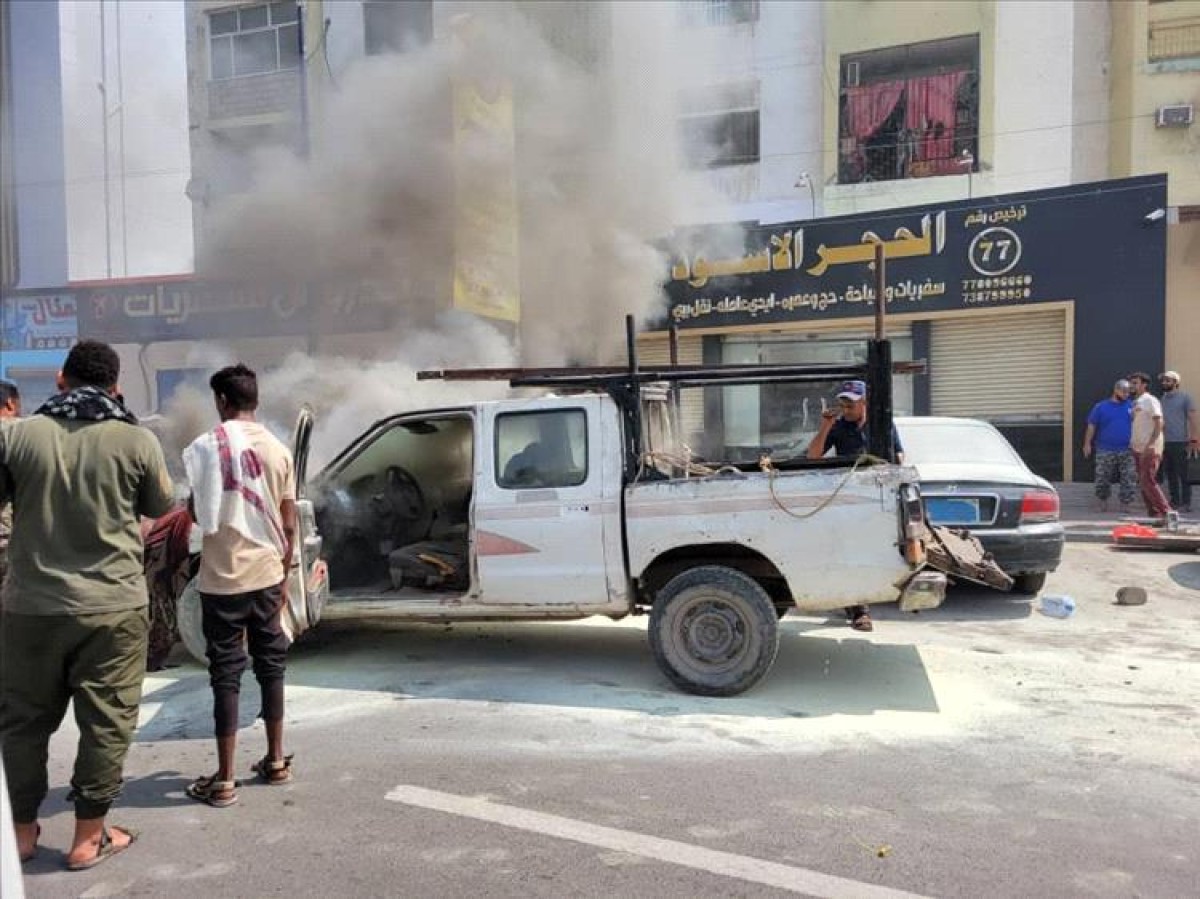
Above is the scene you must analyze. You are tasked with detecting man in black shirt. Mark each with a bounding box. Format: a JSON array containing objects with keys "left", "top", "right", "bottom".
[{"left": 806, "top": 379, "right": 904, "bottom": 631}]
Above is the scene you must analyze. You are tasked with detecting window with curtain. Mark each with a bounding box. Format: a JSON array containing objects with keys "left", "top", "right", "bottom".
[{"left": 838, "top": 35, "right": 979, "bottom": 185}]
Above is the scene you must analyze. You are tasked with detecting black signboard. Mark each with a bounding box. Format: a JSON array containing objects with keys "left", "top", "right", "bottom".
[
  {"left": 663, "top": 174, "right": 1167, "bottom": 330},
  {"left": 661, "top": 174, "right": 1169, "bottom": 482}
]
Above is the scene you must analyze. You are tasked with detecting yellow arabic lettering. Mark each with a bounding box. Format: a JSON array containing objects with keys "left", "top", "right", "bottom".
[
  {"left": 770, "top": 231, "right": 792, "bottom": 272},
  {"left": 806, "top": 212, "right": 945, "bottom": 276}
]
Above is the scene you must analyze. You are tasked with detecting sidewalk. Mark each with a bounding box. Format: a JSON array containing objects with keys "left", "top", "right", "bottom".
[{"left": 1052, "top": 481, "right": 1193, "bottom": 544}]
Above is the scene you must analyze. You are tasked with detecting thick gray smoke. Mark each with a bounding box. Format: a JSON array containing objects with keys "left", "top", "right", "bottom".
[{"left": 186, "top": 2, "right": 730, "bottom": 458}]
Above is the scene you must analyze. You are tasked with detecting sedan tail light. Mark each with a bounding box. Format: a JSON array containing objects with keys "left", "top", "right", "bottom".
[{"left": 1020, "top": 489, "right": 1060, "bottom": 523}]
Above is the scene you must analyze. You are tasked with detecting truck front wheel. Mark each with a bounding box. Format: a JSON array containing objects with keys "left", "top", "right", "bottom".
[{"left": 649, "top": 566, "right": 779, "bottom": 697}]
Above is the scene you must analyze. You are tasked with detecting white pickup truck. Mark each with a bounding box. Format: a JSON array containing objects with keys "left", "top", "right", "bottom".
[{"left": 174, "top": 344, "right": 1006, "bottom": 696}]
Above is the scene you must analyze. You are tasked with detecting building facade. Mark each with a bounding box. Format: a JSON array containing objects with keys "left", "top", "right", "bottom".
[{"left": 642, "top": 0, "right": 1194, "bottom": 482}]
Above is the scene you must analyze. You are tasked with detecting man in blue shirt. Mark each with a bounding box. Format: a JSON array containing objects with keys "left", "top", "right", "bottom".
[
  {"left": 807, "top": 379, "right": 903, "bottom": 631},
  {"left": 1082, "top": 379, "right": 1135, "bottom": 512}
]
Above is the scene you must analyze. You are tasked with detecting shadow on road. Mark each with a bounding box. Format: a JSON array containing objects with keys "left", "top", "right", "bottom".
[
  {"left": 871, "top": 582, "right": 1035, "bottom": 624},
  {"left": 1167, "top": 561, "right": 1200, "bottom": 591},
  {"left": 138, "top": 615, "right": 941, "bottom": 737}
]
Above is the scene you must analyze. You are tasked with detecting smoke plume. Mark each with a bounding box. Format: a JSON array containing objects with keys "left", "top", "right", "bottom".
[{"left": 189, "top": 2, "right": 731, "bottom": 457}]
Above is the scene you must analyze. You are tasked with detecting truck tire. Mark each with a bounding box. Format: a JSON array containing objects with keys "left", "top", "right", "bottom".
[
  {"left": 649, "top": 566, "right": 779, "bottom": 697},
  {"left": 1013, "top": 572, "right": 1047, "bottom": 595},
  {"left": 176, "top": 577, "right": 209, "bottom": 666}
]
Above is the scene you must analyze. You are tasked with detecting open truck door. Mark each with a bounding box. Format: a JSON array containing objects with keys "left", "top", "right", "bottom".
[{"left": 290, "top": 405, "right": 329, "bottom": 630}]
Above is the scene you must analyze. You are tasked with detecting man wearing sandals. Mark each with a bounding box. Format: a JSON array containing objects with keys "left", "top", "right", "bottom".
[
  {"left": 183, "top": 364, "right": 297, "bottom": 807},
  {"left": 806, "top": 379, "right": 904, "bottom": 633},
  {"left": 0, "top": 341, "right": 175, "bottom": 869}
]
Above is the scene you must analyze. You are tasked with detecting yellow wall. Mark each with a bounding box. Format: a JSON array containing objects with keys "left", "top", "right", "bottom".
[
  {"left": 1165, "top": 219, "right": 1200, "bottom": 391},
  {"left": 823, "top": 1, "right": 996, "bottom": 188},
  {"left": 1109, "top": 0, "right": 1200, "bottom": 206}
]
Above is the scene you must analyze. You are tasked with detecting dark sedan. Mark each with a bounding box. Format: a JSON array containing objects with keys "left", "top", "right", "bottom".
[{"left": 896, "top": 417, "right": 1064, "bottom": 595}]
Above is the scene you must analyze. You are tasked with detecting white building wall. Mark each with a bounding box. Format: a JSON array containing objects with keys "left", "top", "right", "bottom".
[{"left": 636, "top": 0, "right": 824, "bottom": 225}]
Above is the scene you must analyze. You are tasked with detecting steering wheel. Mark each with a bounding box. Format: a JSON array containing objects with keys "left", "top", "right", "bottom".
[{"left": 371, "top": 465, "right": 433, "bottom": 545}]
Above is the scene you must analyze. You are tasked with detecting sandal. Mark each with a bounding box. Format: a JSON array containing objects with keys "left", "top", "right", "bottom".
[
  {"left": 65, "top": 825, "right": 139, "bottom": 871},
  {"left": 251, "top": 754, "right": 294, "bottom": 785},
  {"left": 18, "top": 823, "right": 40, "bottom": 864},
  {"left": 186, "top": 774, "right": 239, "bottom": 808}
]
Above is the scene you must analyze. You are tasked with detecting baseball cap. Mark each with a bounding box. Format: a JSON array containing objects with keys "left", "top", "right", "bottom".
[
  {"left": 1160, "top": 370, "right": 1181, "bottom": 383},
  {"left": 836, "top": 379, "right": 867, "bottom": 401}
]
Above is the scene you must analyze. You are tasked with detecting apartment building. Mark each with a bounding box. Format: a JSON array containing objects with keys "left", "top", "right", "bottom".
[
  {"left": 1110, "top": 0, "right": 1200, "bottom": 394},
  {"left": 643, "top": 1, "right": 1187, "bottom": 481}
]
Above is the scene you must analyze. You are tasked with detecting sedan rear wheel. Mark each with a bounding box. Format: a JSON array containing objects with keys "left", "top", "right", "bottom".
[{"left": 1013, "top": 572, "right": 1047, "bottom": 595}]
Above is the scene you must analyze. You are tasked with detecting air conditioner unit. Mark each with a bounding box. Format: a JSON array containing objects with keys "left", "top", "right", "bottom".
[{"left": 1155, "top": 104, "right": 1194, "bottom": 128}]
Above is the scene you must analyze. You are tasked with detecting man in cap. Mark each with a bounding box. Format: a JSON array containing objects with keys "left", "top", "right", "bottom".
[
  {"left": 1158, "top": 371, "right": 1197, "bottom": 514},
  {"left": 1082, "top": 379, "right": 1135, "bottom": 513},
  {"left": 807, "top": 379, "right": 903, "bottom": 631}
]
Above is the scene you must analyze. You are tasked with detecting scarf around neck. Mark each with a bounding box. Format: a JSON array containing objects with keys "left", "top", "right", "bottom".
[{"left": 35, "top": 386, "right": 138, "bottom": 425}]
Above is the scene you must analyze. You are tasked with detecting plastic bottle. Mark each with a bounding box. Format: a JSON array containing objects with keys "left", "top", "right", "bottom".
[{"left": 1039, "top": 594, "right": 1076, "bottom": 618}]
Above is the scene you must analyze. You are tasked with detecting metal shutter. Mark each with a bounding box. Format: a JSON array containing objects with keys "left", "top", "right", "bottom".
[
  {"left": 930, "top": 310, "right": 1066, "bottom": 419},
  {"left": 636, "top": 334, "right": 706, "bottom": 444}
]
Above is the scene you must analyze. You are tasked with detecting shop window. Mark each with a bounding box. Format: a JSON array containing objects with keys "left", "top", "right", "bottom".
[
  {"left": 209, "top": 2, "right": 300, "bottom": 81},
  {"left": 680, "top": 1, "right": 760, "bottom": 28},
  {"left": 495, "top": 410, "right": 587, "bottom": 489},
  {"left": 838, "top": 35, "right": 979, "bottom": 184},
  {"left": 720, "top": 335, "right": 914, "bottom": 458},
  {"left": 364, "top": 0, "right": 433, "bottom": 56},
  {"left": 679, "top": 82, "right": 761, "bottom": 169}
]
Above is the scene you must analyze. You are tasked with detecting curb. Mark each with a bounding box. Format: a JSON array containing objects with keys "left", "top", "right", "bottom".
[{"left": 1063, "top": 527, "right": 1113, "bottom": 545}]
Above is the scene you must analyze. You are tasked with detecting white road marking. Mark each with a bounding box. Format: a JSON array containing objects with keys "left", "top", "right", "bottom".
[{"left": 385, "top": 785, "right": 928, "bottom": 899}]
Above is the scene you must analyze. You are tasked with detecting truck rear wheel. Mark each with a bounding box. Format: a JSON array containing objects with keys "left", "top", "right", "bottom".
[{"left": 649, "top": 566, "right": 779, "bottom": 697}]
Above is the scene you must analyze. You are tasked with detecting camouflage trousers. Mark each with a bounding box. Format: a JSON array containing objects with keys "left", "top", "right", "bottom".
[{"left": 1094, "top": 449, "right": 1137, "bottom": 505}]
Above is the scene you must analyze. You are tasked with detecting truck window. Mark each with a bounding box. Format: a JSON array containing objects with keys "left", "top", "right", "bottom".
[{"left": 496, "top": 409, "right": 587, "bottom": 489}]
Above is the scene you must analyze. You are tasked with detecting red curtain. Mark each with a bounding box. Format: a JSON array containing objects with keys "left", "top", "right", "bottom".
[
  {"left": 843, "top": 80, "right": 905, "bottom": 140},
  {"left": 905, "top": 71, "right": 967, "bottom": 162}
]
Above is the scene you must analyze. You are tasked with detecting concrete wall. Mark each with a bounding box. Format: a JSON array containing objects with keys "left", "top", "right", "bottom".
[
  {"left": 1164, "top": 219, "right": 1200, "bottom": 393},
  {"left": 1109, "top": 0, "right": 1200, "bottom": 208},
  {"left": 822, "top": 0, "right": 1110, "bottom": 214},
  {"left": 636, "top": 0, "right": 824, "bottom": 224},
  {"left": 7, "top": 0, "right": 68, "bottom": 288}
]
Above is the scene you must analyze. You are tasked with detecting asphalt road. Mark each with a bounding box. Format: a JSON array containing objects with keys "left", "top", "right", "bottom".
[{"left": 17, "top": 542, "right": 1200, "bottom": 898}]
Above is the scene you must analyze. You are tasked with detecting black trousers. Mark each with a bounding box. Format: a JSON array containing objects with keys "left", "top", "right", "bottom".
[
  {"left": 1161, "top": 442, "right": 1191, "bottom": 510},
  {"left": 200, "top": 587, "right": 289, "bottom": 738}
]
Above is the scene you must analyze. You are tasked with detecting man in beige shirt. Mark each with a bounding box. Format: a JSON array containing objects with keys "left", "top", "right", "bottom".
[
  {"left": 183, "top": 364, "right": 297, "bottom": 808},
  {"left": 1128, "top": 371, "right": 1170, "bottom": 520},
  {"left": 0, "top": 341, "right": 174, "bottom": 869}
]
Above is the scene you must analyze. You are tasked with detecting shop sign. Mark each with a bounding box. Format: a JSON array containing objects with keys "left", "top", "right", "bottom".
[
  {"left": 662, "top": 175, "right": 1167, "bottom": 329},
  {"left": 1, "top": 292, "right": 78, "bottom": 350}
]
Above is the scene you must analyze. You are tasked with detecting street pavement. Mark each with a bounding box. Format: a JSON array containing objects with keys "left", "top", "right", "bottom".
[{"left": 16, "top": 540, "right": 1200, "bottom": 898}]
